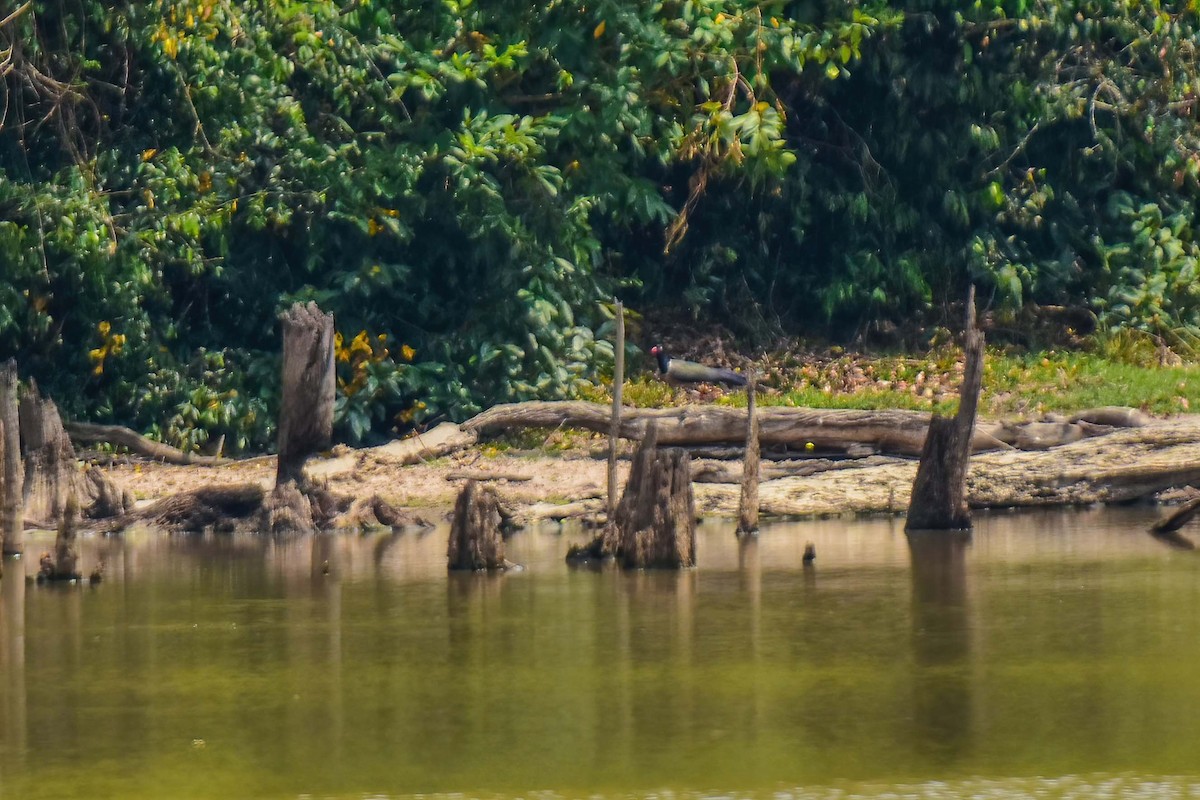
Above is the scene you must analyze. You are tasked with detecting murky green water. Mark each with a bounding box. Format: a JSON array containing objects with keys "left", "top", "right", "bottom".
[{"left": 2, "top": 507, "right": 1200, "bottom": 799}]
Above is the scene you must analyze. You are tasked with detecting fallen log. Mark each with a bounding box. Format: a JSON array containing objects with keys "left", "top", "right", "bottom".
[
  {"left": 691, "top": 455, "right": 902, "bottom": 484},
  {"left": 463, "top": 401, "right": 1008, "bottom": 457},
  {"left": 64, "top": 421, "right": 222, "bottom": 466},
  {"left": 445, "top": 469, "right": 532, "bottom": 483}
]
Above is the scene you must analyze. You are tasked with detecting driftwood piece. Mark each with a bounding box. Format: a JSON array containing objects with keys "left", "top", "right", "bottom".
[
  {"left": 1151, "top": 496, "right": 1200, "bottom": 535},
  {"left": 64, "top": 421, "right": 221, "bottom": 466},
  {"left": 276, "top": 302, "right": 335, "bottom": 485},
  {"left": 520, "top": 498, "right": 606, "bottom": 524},
  {"left": 612, "top": 423, "right": 696, "bottom": 569},
  {"left": 1, "top": 359, "right": 21, "bottom": 555},
  {"left": 447, "top": 480, "right": 510, "bottom": 570},
  {"left": 1069, "top": 407, "right": 1152, "bottom": 428},
  {"left": 333, "top": 496, "right": 431, "bottom": 530},
  {"left": 463, "top": 401, "right": 1007, "bottom": 456},
  {"left": 906, "top": 287, "right": 984, "bottom": 531},
  {"left": 737, "top": 375, "right": 760, "bottom": 535}
]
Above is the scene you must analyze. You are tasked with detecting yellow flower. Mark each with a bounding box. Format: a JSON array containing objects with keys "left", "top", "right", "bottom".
[
  {"left": 142, "top": 148, "right": 157, "bottom": 161},
  {"left": 367, "top": 218, "right": 381, "bottom": 236},
  {"left": 401, "top": 344, "right": 416, "bottom": 361},
  {"left": 351, "top": 330, "right": 373, "bottom": 355},
  {"left": 163, "top": 35, "right": 178, "bottom": 58},
  {"left": 98, "top": 321, "right": 111, "bottom": 337},
  {"left": 92, "top": 362, "right": 104, "bottom": 376},
  {"left": 88, "top": 347, "right": 106, "bottom": 363}
]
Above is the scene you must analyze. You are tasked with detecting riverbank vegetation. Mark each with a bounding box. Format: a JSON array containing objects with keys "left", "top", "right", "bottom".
[{"left": 2, "top": 0, "right": 1199, "bottom": 452}]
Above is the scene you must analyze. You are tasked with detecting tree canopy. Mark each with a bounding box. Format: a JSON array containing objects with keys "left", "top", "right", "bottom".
[{"left": 2, "top": 0, "right": 1198, "bottom": 450}]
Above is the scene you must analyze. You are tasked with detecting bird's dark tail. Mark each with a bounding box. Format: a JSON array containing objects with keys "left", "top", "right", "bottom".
[{"left": 714, "top": 368, "right": 748, "bottom": 387}]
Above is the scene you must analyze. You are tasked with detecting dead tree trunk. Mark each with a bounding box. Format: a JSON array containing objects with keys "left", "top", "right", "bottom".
[
  {"left": 737, "top": 374, "right": 760, "bottom": 536},
  {"left": 906, "top": 287, "right": 985, "bottom": 531},
  {"left": 1, "top": 360, "right": 22, "bottom": 555},
  {"left": 276, "top": 302, "right": 335, "bottom": 486},
  {"left": 447, "top": 480, "right": 510, "bottom": 570},
  {"left": 608, "top": 298, "right": 625, "bottom": 521},
  {"left": 612, "top": 423, "right": 696, "bottom": 569}
]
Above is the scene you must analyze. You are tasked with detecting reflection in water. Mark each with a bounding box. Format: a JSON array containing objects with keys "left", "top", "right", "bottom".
[
  {"left": 907, "top": 531, "right": 973, "bottom": 766},
  {"left": 1, "top": 560, "right": 27, "bottom": 765},
  {"left": 0, "top": 507, "right": 1198, "bottom": 799}
]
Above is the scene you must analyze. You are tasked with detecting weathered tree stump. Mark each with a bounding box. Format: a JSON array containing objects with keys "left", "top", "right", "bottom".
[
  {"left": 264, "top": 302, "right": 336, "bottom": 532},
  {"left": 276, "top": 302, "right": 335, "bottom": 486},
  {"left": 612, "top": 422, "right": 696, "bottom": 569},
  {"left": 1, "top": 359, "right": 22, "bottom": 556},
  {"left": 737, "top": 374, "right": 760, "bottom": 536},
  {"left": 19, "top": 382, "right": 132, "bottom": 524},
  {"left": 906, "top": 287, "right": 984, "bottom": 531},
  {"left": 19, "top": 383, "right": 73, "bottom": 524},
  {"left": 447, "top": 480, "right": 511, "bottom": 570}
]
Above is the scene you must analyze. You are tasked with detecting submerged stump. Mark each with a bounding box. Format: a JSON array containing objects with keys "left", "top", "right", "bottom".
[
  {"left": 613, "top": 423, "right": 696, "bottom": 569},
  {"left": 448, "top": 480, "right": 510, "bottom": 570},
  {"left": 38, "top": 495, "right": 82, "bottom": 583}
]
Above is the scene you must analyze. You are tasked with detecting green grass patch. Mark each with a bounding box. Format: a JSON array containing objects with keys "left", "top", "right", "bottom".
[{"left": 577, "top": 347, "right": 1200, "bottom": 418}]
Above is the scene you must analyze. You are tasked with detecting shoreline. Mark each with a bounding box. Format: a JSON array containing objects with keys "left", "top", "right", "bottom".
[{"left": 81, "top": 409, "right": 1200, "bottom": 531}]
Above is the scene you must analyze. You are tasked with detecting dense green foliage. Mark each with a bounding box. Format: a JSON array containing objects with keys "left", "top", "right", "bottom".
[{"left": 2, "top": 0, "right": 1198, "bottom": 449}]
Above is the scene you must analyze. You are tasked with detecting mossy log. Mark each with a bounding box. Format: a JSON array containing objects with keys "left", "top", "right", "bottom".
[{"left": 447, "top": 480, "right": 512, "bottom": 570}]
